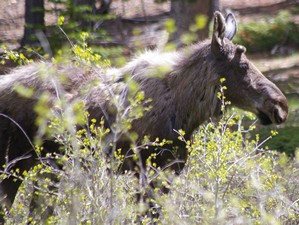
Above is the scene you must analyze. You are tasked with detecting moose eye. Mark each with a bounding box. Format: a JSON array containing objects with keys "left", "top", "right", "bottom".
[{"left": 239, "top": 62, "right": 249, "bottom": 70}]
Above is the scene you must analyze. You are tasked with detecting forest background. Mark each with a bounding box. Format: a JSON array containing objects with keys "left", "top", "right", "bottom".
[{"left": 0, "top": 0, "right": 299, "bottom": 224}]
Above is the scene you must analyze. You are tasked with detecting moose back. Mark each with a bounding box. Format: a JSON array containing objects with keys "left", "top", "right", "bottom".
[{"left": 0, "top": 12, "right": 288, "bottom": 211}]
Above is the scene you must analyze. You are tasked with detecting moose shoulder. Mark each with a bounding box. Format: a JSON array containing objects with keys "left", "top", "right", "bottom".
[{"left": 0, "top": 11, "right": 288, "bottom": 213}]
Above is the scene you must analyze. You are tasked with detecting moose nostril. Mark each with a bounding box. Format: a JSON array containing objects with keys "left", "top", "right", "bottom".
[
  {"left": 274, "top": 112, "right": 282, "bottom": 124},
  {"left": 274, "top": 108, "right": 285, "bottom": 124}
]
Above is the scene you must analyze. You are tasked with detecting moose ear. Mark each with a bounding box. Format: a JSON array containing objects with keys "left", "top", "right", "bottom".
[
  {"left": 224, "top": 13, "right": 237, "bottom": 40},
  {"left": 212, "top": 11, "right": 238, "bottom": 56},
  {"left": 212, "top": 11, "right": 226, "bottom": 48}
]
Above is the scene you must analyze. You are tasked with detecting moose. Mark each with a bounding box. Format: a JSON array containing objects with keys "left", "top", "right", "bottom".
[{"left": 0, "top": 11, "right": 288, "bottom": 218}]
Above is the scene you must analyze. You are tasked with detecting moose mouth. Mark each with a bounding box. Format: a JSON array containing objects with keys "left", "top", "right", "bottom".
[
  {"left": 257, "top": 108, "right": 284, "bottom": 125},
  {"left": 257, "top": 111, "right": 272, "bottom": 125}
]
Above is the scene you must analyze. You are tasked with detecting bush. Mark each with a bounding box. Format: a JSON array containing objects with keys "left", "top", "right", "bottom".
[
  {"left": 257, "top": 126, "right": 299, "bottom": 156},
  {"left": 166, "top": 114, "right": 299, "bottom": 224},
  {"left": 235, "top": 10, "right": 299, "bottom": 53},
  {"left": 4, "top": 100, "right": 299, "bottom": 224}
]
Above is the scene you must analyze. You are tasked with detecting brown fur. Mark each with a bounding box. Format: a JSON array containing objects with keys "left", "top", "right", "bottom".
[{"left": 0, "top": 12, "right": 288, "bottom": 212}]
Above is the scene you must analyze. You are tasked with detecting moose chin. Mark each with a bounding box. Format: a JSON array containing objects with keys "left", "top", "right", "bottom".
[{"left": 0, "top": 11, "right": 288, "bottom": 220}]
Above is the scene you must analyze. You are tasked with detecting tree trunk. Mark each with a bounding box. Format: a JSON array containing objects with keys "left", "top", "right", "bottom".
[
  {"left": 171, "top": 0, "right": 219, "bottom": 44},
  {"left": 97, "top": 0, "right": 112, "bottom": 14},
  {"left": 21, "top": 0, "right": 45, "bottom": 47},
  {"left": 71, "top": 0, "right": 111, "bottom": 29},
  {"left": 67, "top": 0, "right": 112, "bottom": 31},
  {"left": 76, "top": 0, "right": 94, "bottom": 26}
]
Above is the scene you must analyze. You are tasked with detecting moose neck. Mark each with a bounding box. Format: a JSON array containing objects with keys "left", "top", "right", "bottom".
[{"left": 167, "top": 41, "right": 221, "bottom": 137}]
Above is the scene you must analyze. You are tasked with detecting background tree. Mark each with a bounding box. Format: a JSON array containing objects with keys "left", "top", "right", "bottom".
[
  {"left": 68, "top": 0, "right": 111, "bottom": 30},
  {"left": 19, "top": 0, "right": 112, "bottom": 53},
  {"left": 97, "top": 0, "right": 112, "bottom": 14},
  {"left": 171, "top": 0, "right": 219, "bottom": 44},
  {"left": 21, "top": 0, "right": 45, "bottom": 47}
]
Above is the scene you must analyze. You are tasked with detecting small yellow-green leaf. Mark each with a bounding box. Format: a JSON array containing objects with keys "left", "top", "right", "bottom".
[
  {"left": 165, "top": 19, "right": 176, "bottom": 34},
  {"left": 58, "top": 16, "right": 65, "bottom": 26},
  {"left": 195, "top": 14, "right": 208, "bottom": 30}
]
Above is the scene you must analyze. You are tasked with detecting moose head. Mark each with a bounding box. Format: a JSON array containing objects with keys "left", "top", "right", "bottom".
[{"left": 211, "top": 12, "right": 288, "bottom": 125}]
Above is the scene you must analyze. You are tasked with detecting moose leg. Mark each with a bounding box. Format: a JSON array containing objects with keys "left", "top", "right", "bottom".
[
  {"left": 136, "top": 143, "right": 188, "bottom": 221},
  {"left": 1, "top": 157, "right": 34, "bottom": 206},
  {"left": 0, "top": 157, "right": 35, "bottom": 223},
  {"left": 0, "top": 125, "right": 36, "bottom": 221},
  {"left": 135, "top": 172, "right": 161, "bottom": 224}
]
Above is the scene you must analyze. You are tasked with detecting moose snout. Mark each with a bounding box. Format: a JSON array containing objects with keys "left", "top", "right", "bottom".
[
  {"left": 257, "top": 95, "right": 288, "bottom": 126},
  {"left": 265, "top": 95, "right": 288, "bottom": 125},
  {"left": 255, "top": 78, "right": 289, "bottom": 125}
]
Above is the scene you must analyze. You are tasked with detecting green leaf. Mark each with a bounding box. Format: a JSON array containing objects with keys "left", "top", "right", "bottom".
[
  {"left": 57, "top": 16, "right": 65, "bottom": 26},
  {"left": 195, "top": 14, "right": 208, "bottom": 30}
]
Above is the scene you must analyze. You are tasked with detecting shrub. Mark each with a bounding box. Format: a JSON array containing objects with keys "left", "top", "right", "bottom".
[
  {"left": 4, "top": 95, "right": 299, "bottom": 224},
  {"left": 235, "top": 10, "right": 299, "bottom": 53},
  {"left": 257, "top": 126, "right": 299, "bottom": 156},
  {"left": 164, "top": 113, "right": 299, "bottom": 224}
]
